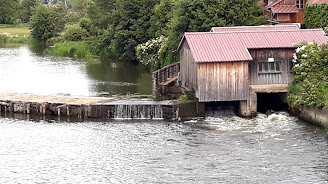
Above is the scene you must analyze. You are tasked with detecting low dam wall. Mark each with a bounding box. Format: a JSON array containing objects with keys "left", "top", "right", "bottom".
[
  {"left": 290, "top": 106, "right": 328, "bottom": 130},
  {"left": 0, "top": 93, "right": 200, "bottom": 120}
]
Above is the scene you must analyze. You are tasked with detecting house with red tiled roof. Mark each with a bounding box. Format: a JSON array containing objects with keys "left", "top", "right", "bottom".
[
  {"left": 177, "top": 26, "right": 328, "bottom": 116},
  {"left": 263, "top": 0, "right": 308, "bottom": 24}
]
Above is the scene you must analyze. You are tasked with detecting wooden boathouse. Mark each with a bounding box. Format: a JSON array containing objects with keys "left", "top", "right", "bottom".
[{"left": 176, "top": 26, "right": 328, "bottom": 116}]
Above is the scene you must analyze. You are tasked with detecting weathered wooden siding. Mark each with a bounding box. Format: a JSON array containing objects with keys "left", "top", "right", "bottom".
[
  {"left": 197, "top": 62, "right": 249, "bottom": 102},
  {"left": 248, "top": 48, "right": 294, "bottom": 85},
  {"left": 179, "top": 40, "right": 198, "bottom": 97}
]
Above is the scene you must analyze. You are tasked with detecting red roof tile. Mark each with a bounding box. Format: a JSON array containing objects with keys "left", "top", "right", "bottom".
[
  {"left": 211, "top": 25, "right": 299, "bottom": 32},
  {"left": 180, "top": 29, "right": 328, "bottom": 63},
  {"left": 307, "top": 0, "right": 328, "bottom": 4},
  {"left": 271, "top": 5, "right": 299, "bottom": 13},
  {"left": 265, "top": 0, "right": 284, "bottom": 8}
]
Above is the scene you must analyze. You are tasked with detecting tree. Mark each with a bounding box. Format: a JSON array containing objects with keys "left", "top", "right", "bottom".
[
  {"left": 88, "top": 0, "right": 116, "bottom": 29},
  {"left": 304, "top": 4, "right": 328, "bottom": 29},
  {"left": 21, "top": 0, "right": 40, "bottom": 23},
  {"left": 107, "top": 0, "right": 160, "bottom": 60},
  {"left": 30, "top": 4, "right": 67, "bottom": 41},
  {"left": 149, "top": 0, "right": 175, "bottom": 37},
  {"left": 0, "top": 0, "right": 21, "bottom": 24}
]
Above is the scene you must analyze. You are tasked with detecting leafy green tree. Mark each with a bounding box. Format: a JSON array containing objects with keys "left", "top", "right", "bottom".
[
  {"left": 21, "top": 0, "right": 40, "bottom": 23},
  {"left": 0, "top": 0, "right": 21, "bottom": 24},
  {"left": 149, "top": 0, "right": 175, "bottom": 37},
  {"left": 304, "top": 4, "right": 328, "bottom": 29},
  {"left": 108, "top": 0, "right": 160, "bottom": 60},
  {"left": 30, "top": 4, "right": 67, "bottom": 41},
  {"left": 63, "top": 24, "right": 87, "bottom": 41},
  {"left": 88, "top": 0, "right": 116, "bottom": 29}
]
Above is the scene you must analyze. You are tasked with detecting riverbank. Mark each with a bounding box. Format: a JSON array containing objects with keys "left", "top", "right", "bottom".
[
  {"left": 289, "top": 103, "right": 328, "bottom": 131},
  {"left": 0, "top": 24, "right": 30, "bottom": 44},
  {"left": 45, "top": 41, "right": 95, "bottom": 58}
]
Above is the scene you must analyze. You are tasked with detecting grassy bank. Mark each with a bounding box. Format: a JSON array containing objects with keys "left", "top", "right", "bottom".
[
  {"left": 0, "top": 24, "right": 30, "bottom": 44},
  {"left": 45, "top": 41, "right": 95, "bottom": 58}
]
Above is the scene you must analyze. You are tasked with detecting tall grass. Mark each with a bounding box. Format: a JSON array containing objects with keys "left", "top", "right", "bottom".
[{"left": 45, "top": 42, "right": 95, "bottom": 58}]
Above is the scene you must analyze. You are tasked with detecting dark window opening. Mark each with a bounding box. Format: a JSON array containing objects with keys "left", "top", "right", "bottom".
[
  {"left": 205, "top": 101, "right": 238, "bottom": 117},
  {"left": 258, "top": 61, "right": 282, "bottom": 74},
  {"left": 296, "top": 0, "right": 304, "bottom": 8},
  {"left": 257, "top": 92, "right": 288, "bottom": 113}
]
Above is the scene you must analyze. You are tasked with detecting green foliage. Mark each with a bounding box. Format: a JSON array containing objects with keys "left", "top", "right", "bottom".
[
  {"left": 304, "top": 4, "right": 328, "bottom": 29},
  {"left": 288, "top": 43, "right": 328, "bottom": 108},
  {"left": 21, "top": 0, "right": 40, "bottom": 23},
  {"left": 149, "top": 0, "right": 175, "bottom": 37},
  {"left": 87, "top": 0, "right": 116, "bottom": 29},
  {"left": 136, "top": 36, "right": 168, "bottom": 67},
  {"left": 0, "top": 0, "right": 21, "bottom": 24},
  {"left": 63, "top": 24, "right": 87, "bottom": 41},
  {"left": 107, "top": 0, "right": 160, "bottom": 60},
  {"left": 0, "top": 34, "right": 10, "bottom": 43},
  {"left": 45, "top": 41, "right": 93, "bottom": 57},
  {"left": 30, "top": 4, "right": 67, "bottom": 41}
]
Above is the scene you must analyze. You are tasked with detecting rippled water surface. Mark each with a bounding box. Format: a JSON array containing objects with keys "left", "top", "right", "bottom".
[
  {"left": 0, "top": 112, "right": 327, "bottom": 183},
  {"left": 0, "top": 45, "right": 152, "bottom": 96}
]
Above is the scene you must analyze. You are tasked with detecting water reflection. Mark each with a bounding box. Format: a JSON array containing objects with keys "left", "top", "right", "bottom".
[
  {"left": 0, "top": 44, "right": 152, "bottom": 96},
  {"left": 85, "top": 59, "right": 152, "bottom": 95}
]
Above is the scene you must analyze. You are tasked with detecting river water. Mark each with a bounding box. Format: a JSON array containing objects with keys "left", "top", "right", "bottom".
[
  {"left": 0, "top": 44, "right": 152, "bottom": 96},
  {"left": 0, "top": 45, "right": 327, "bottom": 183}
]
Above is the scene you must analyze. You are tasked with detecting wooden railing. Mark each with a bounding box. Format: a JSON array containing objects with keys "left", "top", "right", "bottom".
[{"left": 152, "top": 62, "right": 180, "bottom": 98}]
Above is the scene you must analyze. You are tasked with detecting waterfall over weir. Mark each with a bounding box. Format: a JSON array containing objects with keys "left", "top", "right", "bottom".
[
  {"left": 95, "top": 99, "right": 175, "bottom": 120},
  {"left": 114, "top": 104, "right": 163, "bottom": 120}
]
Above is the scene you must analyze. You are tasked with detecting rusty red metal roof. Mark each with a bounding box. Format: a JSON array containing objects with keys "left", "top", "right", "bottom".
[
  {"left": 307, "top": 0, "right": 328, "bottom": 4},
  {"left": 265, "top": 0, "right": 284, "bottom": 8},
  {"left": 271, "top": 5, "right": 299, "bottom": 13},
  {"left": 211, "top": 25, "right": 299, "bottom": 32},
  {"left": 180, "top": 29, "right": 328, "bottom": 63}
]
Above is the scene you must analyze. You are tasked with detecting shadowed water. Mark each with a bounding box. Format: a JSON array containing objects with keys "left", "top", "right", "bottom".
[{"left": 0, "top": 112, "right": 327, "bottom": 183}]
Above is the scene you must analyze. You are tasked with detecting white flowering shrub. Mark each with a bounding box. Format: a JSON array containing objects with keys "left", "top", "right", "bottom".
[
  {"left": 136, "top": 36, "right": 168, "bottom": 66},
  {"left": 288, "top": 42, "right": 328, "bottom": 108}
]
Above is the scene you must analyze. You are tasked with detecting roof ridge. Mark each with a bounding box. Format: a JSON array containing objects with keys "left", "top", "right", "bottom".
[
  {"left": 185, "top": 29, "right": 324, "bottom": 35},
  {"left": 265, "top": 0, "right": 284, "bottom": 8}
]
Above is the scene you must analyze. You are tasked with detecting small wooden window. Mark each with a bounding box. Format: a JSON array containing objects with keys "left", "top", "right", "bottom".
[
  {"left": 258, "top": 61, "right": 282, "bottom": 74},
  {"left": 277, "top": 14, "right": 290, "bottom": 21}
]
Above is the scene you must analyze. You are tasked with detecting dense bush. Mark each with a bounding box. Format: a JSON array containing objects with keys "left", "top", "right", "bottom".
[
  {"left": 304, "top": 4, "right": 328, "bottom": 28},
  {"left": 30, "top": 4, "right": 67, "bottom": 41},
  {"left": 288, "top": 43, "right": 328, "bottom": 108},
  {"left": 63, "top": 24, "right": 87, "bottom": 41}
]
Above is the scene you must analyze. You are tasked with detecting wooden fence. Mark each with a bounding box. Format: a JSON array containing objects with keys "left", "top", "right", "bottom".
[{"left": 152, "top": 62, "right": 180, "bottom": 98}]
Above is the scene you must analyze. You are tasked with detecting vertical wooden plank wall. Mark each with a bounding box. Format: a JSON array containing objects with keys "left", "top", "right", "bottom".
[
  {"left": 179, "top": 40, "right": 198, "bottom": 97},
  {"left": 248, "top": 48, "right": 294, "bottom": 85},
  {"left": 197, "top": 62, "right": 249, "bottom": 102}
]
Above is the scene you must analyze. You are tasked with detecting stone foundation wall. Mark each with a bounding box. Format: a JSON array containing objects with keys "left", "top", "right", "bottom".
[{"left": 290, "top": 105, "right": 328, "bottom": 130}]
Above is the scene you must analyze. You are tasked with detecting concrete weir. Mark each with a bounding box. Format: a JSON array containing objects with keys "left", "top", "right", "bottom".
[{"left": 0, "top": 93, "right": 183, "bottom": 120}]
